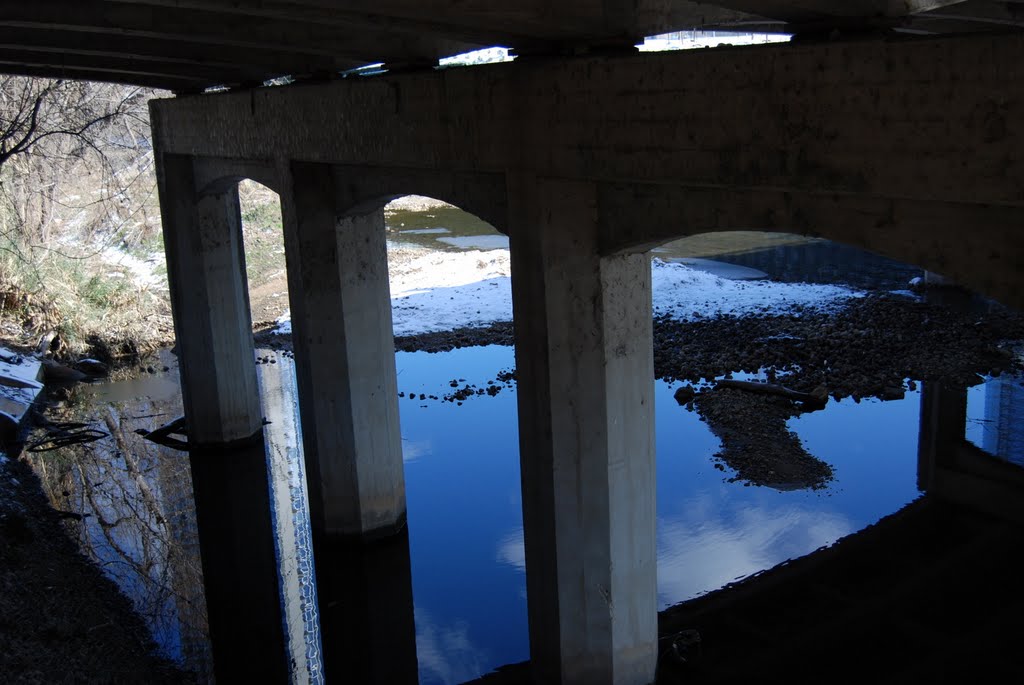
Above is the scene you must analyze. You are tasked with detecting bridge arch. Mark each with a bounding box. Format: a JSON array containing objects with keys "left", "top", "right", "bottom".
[{"left": 598, "top": 183, "right": 1024, "bottom": 308}]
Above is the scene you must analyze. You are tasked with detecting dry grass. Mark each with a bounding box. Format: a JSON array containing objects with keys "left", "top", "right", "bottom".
[{"left": 0, "top": 238, "right": 172, "bottom": 363}]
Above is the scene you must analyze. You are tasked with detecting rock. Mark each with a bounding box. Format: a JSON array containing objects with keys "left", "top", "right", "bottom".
[
  {"left": 40, "top": 359, "right": 87, "bottom": 384},
  {"left": 673, "top": 385, "right": 696, "bottom": 405},
  {"left": 74, "top": 359, "right": 108, "bottom": 377},
  {"left": 881, "top": 386, "right": 905, "bottom": 401}
]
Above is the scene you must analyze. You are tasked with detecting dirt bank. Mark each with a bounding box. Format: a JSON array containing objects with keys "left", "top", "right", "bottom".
[{"left": 0, "top": 450, "right": 189, "bottom": 684}]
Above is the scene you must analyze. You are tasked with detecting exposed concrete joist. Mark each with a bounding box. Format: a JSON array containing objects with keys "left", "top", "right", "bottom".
[
  {"left": 0, "top": 27, "right": 366, "bottom": 83},
  {"left": 0, "top": 62, "right": 206, "bottom": 90},
  {"left": 2, "top": 1, "right": 1021, "bottom": 91},
  {"left": 0, "top": 0, "right": 473, "bottom": 81}
]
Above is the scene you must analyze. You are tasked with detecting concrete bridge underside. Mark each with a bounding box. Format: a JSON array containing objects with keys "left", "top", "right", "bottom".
[{"left": 150, "top": 33, "right": 1024, "bottom": 685}]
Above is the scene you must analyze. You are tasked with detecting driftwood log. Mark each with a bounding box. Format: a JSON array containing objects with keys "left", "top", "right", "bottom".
[{"left": 715, "top": 379, "right": 829, "bottom": 408}]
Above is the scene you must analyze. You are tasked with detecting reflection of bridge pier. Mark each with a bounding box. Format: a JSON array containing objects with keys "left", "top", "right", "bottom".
[
  {"left": 982, "top": 376, "right": 1024, "bottom": 468},
  {"left": 316, "top": 533, "right": 419, "bottom": 684},
  {"left": 918, "top": 382, "right": 1024, "bottom": 524},
  {"left": 188, "top": 443, "right": 289, "bottom": 682}
]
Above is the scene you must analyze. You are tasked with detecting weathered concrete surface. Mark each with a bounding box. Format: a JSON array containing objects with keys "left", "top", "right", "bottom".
[
  {"left": 278, "top": 161, "right": 406, "bottom": 539},
  {"left": 510, "top": 176, "right": 657, "bottom": 685},
  {"left": 151, "top": 33, "right": 1024, "bottom": 307},
  {"left": 155, "top": 153, "right": 262, "bottom": 446}
]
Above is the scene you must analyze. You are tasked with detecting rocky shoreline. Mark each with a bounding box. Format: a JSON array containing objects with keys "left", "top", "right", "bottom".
[{"left": 262, "top": 289, "right": 1024, "bottom": 490}]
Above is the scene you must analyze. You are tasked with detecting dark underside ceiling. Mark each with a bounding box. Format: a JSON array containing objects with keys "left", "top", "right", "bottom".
[{"left": 0, "top": 1, "right": 1021, "bottom": 91}]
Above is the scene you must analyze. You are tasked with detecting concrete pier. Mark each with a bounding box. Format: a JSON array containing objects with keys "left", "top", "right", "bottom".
[
  {"left": 510, "top": 177, "right": 658, "bottom": 685},
  {"left": 278, "top": 162, "right": 406, "bottom": 539},
  {"left": 155, "top": 154, "right": 262, "bottom": 447}
]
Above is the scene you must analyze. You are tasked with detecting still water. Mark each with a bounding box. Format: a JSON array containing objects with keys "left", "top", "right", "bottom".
[
  {"left": 24, "top": 215, "right": 1024, "bottom": 682},
  {"left": 31, "top": 339, "right": 1018, "bottom": 683}
]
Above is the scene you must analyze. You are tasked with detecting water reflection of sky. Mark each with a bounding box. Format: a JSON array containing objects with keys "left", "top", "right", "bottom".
[
  {"left": 395, "top": 345, "right": 924, "bottom": 682},
  {"left": 396, "top": 347, "right": 527, "bottom": 685}
]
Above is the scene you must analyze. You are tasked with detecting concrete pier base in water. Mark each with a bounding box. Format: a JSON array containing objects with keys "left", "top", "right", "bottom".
[
  {"left": 510, "top": 177, "right": 658, "bottom": 685},
  {"left": 156, "top": 154, "right": 262, "bottom": 447},
  {"left": 279, "top": 161, "right": 407, "bottom": 540}
]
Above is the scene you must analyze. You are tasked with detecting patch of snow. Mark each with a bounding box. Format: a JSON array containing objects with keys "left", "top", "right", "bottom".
[
  {"left": 650, "top": 258, "right": 862, "bottom": 320},
  {"left": 275, "top": 251, "right": 862, "bottom": 338},
  {"left": 385, "top": 195, "right": 451, "bottom": 213},
  {"left": 439, "top": 47, "right": 513, "bottom": 67},
  {"left": 100, "top": 248, "right": 166, "bottom": 289}
]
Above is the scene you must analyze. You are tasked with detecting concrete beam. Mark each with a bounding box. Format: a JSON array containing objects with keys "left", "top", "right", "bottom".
[
  {"left": 278, "top": 160, "right": 406, "bottom": 539},
  {"left": 151, "top": 33, "right": 1024, "bottom": 207},
  {"left": 328, "top": 164, "right": 509, "bottom": 233},
  {"left": 150, "top": 32, "right": 1024, "bottom": 306},
  {"left": 155, "top": 153, "right": 262, "bottom": 446},
  {"left": 510, "top": 176, "right": 657, "bottom": 685}
]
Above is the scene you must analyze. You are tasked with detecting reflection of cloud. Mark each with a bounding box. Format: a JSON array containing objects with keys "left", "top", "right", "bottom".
[
  {"left": 401, "top": 438, "right": 431, "bottom": 463},
  {"left": 492, "top": 499, "right": 851, "bottom": 612},
  {"left": 657, "top": 496, "right": 852, "bottom": 607},
  {"left": 496, "top": 528, "right": 525, "bottom": 571},
  {"left": 415, "top": 607, "right": 488, "bottom": 685}
]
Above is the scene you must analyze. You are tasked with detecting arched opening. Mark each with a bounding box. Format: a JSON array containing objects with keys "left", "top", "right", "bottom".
[
  {"left": 645, "top": 227, "right": 1024, "bottom": 636},
  {"left": 236, "top": 179, "right": 290, "bottom": 329},
  {"left": 263, "top": 189, "right": 525, "bottom": 684},
  {"left": 378, "top": 195, "right": 526, "bottom": 685}
]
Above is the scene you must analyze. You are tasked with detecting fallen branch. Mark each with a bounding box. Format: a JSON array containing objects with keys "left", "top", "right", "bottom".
[
  {"left": 135, "top": 415, "right": 188, "bottom": 450},
  {"left": 715, "top": 379, "right": 829, "bottom": 408}
]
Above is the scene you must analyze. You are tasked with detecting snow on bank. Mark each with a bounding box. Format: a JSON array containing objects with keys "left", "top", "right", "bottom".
[
  {"left": 274, "top": 251, "right": 861, "bottom": 337},
  {"left": 100, "top": 247, "right": 167, "bottom": 290},
  {"left": 650, "top": 259, "right": 861, "bottom": 320},
  {"left": 275, "top": 249, "right": 513, "bottom": 337}
]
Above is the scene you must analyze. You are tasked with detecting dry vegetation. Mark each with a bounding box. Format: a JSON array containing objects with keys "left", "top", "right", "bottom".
[
  {"left": 0, "top": 77, "right": 172, "bottom": 363},
  {"left": 0, "top": 76, "right": 460, "bottom": 366}
]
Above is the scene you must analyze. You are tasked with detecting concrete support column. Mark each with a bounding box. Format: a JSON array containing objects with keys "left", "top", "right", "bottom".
[
  {"left": 509, "top": 176, "right": 657, "bottom": 685},
  {"left": 278, "top": 160, "right": 406, "bottom": 539},
  {"left": 156, "top": 153, "right": 261, "bottom": 446}
]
